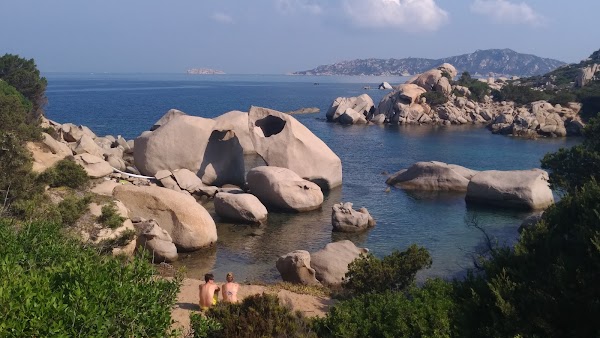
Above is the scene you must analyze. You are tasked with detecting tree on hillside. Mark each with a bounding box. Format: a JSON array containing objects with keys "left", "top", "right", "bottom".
[
  {"left": 541, "top": 114, "right": 600, "bottom": 193},
  {"left": 0, "top": 54, "right": 47, "bottom": 120}
]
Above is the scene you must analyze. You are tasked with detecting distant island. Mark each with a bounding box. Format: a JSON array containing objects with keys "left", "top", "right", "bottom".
[
  {"left": 186, "top": 68, "right": 225, "bottom": 75},
  {"left": 293, "top": 49, "right": 565, "bottom": 77}
]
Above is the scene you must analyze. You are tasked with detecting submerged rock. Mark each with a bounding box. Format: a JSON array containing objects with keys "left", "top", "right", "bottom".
[
  {"left": 276, "top": 250, "right": 320, "bottom": 286},
  {"left": 246, "top": 166, "right": 323, "bottom": 212},
  {"left": 466, "top": 169, "right": 554, "bottom": 210},
  {"left": 214, "top": 192, "right": 268, "bottom": 224},
  {"left": 386, "top": 161, "right": 477, "bottom": 191},
  {"left": 310, "top": 240, "right": 369, "bottom": 287},
  {"left": 331, "top": 202, "right": 375, "bottom": 233}
]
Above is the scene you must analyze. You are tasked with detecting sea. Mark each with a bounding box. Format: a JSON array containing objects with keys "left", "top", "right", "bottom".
[{"left": 44, "top": 73, "right": 580, "bottom": 282}]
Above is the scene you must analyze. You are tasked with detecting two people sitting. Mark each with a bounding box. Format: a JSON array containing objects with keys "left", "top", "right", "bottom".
[{"left": 199, "top": 272, "right": 239, "bottom": 311}]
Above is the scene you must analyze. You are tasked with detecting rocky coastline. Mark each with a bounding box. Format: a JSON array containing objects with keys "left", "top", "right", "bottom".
[{"left": 326, "top": 63, "right": 585, "bottom": 138}]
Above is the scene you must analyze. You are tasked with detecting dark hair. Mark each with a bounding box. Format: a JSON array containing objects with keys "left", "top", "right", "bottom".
[{"left": 204, "top": 273, "right": 214, "bottom": 282}]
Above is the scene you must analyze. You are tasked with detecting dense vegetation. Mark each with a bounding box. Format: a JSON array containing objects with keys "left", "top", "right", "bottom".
[
  {"left": 192, "top": 293, "right": 317, "bottom": 338},
  {"left": 0, "top": 54, "right": 182, "bottom": 337},
  {"left": 491, "top": 48, "right": 600, "bottom": 120},
  {"left": 456, "top": 71, "right": 491, "bottom": 102},
  {"left": 0, "top": 220, "right": 181, "bottom": 337}
]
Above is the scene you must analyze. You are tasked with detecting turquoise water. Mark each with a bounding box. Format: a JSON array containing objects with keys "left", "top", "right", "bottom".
[{"left": 45, "top": 73, "right": 580, "bottom": 282}]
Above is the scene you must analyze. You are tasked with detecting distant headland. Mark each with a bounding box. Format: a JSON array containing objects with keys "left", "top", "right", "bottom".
[{"left": 186, "top": 68, "right": 225, "bottom": 75}]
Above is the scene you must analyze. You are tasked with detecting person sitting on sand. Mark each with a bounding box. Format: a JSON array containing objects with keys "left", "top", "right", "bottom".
[
  {"left": 221, "top": 272, "right": 240, "bottom": 303},
  {"left": 199, "top": 273, "right": 220, "bottom": 311}
]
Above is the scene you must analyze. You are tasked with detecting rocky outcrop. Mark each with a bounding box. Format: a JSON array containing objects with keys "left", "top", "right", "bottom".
[
  {"left": 213, "top": 110, "right": 255, "bottom": 154},
  {"left": 134, "top": 114, "right": 245, "bottom": 186},
  {"left": 151, "top": 109, "right": 186, "bottom": 131},
  {"left": 326, "top": 94, "right": 375, "bottom": 123},
  {"left": 410, "top": 63, "right": 457, "bottom": 94},
  {"left": 276, "top": 250, "right": 320, "bottom": 286},
  {"left": 310, "top": 240, "right": 368, "bottom": 287},
  {"left": 331, "top": 202, "right": 375, "bottom": 233},
  {"left": 214, "top": 192, "right": 268, "bottom": 224},
  {"left": 386, "top": 161, "right": 477, "bottom": 191},
  {"left": 246, "top": 166, "right": 323, "bottom": 212},
  {"left": 575, "top": 63, "right": 600, "bottom": 87},
  {"left": 74, "top": 153, "right": 113, "bottom": 178},
  {"left": 466, "top": 169, "right": 554, "bottom": 210},
  {"left": 114, "top": 184, "right": 217, "bottom": 251},
  {"left": 135, "top": 219, "right": 178, "bottom": 263},
  {"left": 248, "top": 106, "right": 342, "bottom": 190}
]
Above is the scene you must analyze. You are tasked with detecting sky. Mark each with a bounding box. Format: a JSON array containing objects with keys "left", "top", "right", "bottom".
[{"left": 0, "top": 0, "right": 598, "bottom": 74}]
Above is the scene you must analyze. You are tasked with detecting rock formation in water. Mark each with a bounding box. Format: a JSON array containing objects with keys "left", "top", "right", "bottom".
[{"left": 326, "top": 63, "right": 586, "bottom": 138}]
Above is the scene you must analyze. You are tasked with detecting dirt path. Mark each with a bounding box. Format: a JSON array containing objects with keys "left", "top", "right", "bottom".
[{"left": 171, "top": 278, "right": 334, "bottom": 335}]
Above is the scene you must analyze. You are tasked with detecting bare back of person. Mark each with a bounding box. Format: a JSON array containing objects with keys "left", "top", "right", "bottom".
[
  {"left": 221, "top": 272, "right": 240, "bottom": 303},
  {"left": 199, "top": 274, "right": 220, "bottom": 310}
]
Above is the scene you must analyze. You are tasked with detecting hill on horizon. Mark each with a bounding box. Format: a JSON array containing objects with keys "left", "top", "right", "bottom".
[{"left": 293, "top": 49, "right": 565, "bottom": 77}]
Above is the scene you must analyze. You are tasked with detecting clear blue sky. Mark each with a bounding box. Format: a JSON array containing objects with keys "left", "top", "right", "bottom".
[{"left": 1, "top": 0, "right": 597, "bottom": 74}]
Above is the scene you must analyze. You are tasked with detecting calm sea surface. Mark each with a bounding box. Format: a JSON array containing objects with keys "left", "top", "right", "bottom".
[{"left": 44, "top": 73, "right": 580, "bottom": 282}]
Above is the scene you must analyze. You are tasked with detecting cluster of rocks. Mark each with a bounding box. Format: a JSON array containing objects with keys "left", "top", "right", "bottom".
[
  {"left": 30, "top": 104, "right": 347, "bottom": 263},
  {"left": 276, "top": 240, "right": 368, "bottom": 286},
  {"left": 326, "top": 63, "right": 585, "bottom": 138},
  {"left": 386, "top": 161, "right": 554, "bottom": 210},
  {"left": 31, "top": 119, "right": 136, "bottom": 177}
]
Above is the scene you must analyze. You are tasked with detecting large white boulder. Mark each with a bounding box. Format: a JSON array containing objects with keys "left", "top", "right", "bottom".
[
  {"left": 214, "top": 110, "right": 255, "bottom": 154},
  {"left": 151, "top": 109, "right": 186, "bottom": 131},
  {"left": 310, "top": 240, "right": 368, "bottom": 287},
  {"left": 466, "top": 169, "right": 554, "bottom": 210},
  {"left": 246, "top": 166, "right": 323, "bottom": 212},
  {"left": 214, "top": 192, "right": 268, "bottom": 224},
  {"left": 331, "top": 202, "right": 375, "bottom": 233},
  {"left": 74, "top": 153, "right": 113, "bottom": 178},
  {"left": 276, "top": 250, "right": 320, "bottom": 286},
  {"left": 134, "top": 115, "right": 245, "bottom": 186},
  {"left": 248, "top": 106, "right": 342, "bottom": 190},
  {"left": 113, "top": 184, "right": 217, "bottom": 251},
  {"left": 386, "top": 161, "right": 477, "bottom": 191}
]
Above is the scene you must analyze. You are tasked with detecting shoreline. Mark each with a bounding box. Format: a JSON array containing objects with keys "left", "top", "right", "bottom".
[{"left": 171, "top": 278, "right": 334, "bottom": 334}]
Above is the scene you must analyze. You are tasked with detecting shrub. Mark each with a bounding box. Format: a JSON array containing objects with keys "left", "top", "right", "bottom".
[
  {"left": 0, "top": 220, "right": 181, "bottom": 337},
  {"left": 97, "top": 202, "right": 126, "bottom": 229},
  {"left": 314, "top": 279, "right": 456, "bottom": 338},
  {"left": 96, "top": 229, "right": 136, "bottom": 255},
  {"left": 343, "top": 244, "right": 432, "bottom": 294},
  {"left": 0, "top": 54, "right": 48, "bottom": 118},
  {"left": 548, "top": 90, "right": 577, "bottom": 106},
  {"left": 190, "top": 313, "right": 223, "bottom": 338},
  {"left": 0, "top": 131, "right": 43, "bottom": 208},
  {"left": 421, "top": 91, "right": 448, "bottom": 106},
  {"left": 492, "top": 84, "right": 551, "bottom": 105},
  {"left": 57, "top": 194, "right": 91, "bottom": 226},
  {"left": 203, "top": 293, "right": 317, "bottom": 338},
  {"left": 39, "top": 159, "right": 89, "bottom": 189}
]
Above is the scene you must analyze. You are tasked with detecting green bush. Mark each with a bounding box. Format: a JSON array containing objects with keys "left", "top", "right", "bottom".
[
  {"left": 492, "top": 84, "right": 551, "bottom": 105},
  {"left": 541, "top": 114, "right": 600, "bottom": 192},
  {"left": 39, "top": 159, "right": 89, "bottom": 189},
  {"left": 456, "top": 72, "right": 490, "bottom": 102},
  {"left": 190, "top": 313, "right": 223, "bottom": 338},
  {"left": 0, "top": 220, "right": 181, "bottom": 337},
  {"left": 314, "top": 279, "right": 456, "bottom": 338},
  {"left": 343, "top": 244, "right": 432, "bottom": 294},
  {"left": 203, "top": 293, "right": 317, "bottom": 338},
  {"left": 57, "top": 194, "right": 91, "bottom": 226},
  {"left": 421, "top": 91, "right": 448, "bottom": 106},
  {"left": 548, "top": 90, "right": 578, "bottom": 106},
  {"left": 97, "top": 202, "right": 126, "bottom": 229},
  {"left": 96, "top": 229, "right": 136, "bottom": 255}
]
